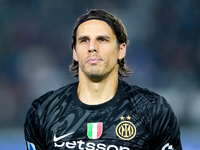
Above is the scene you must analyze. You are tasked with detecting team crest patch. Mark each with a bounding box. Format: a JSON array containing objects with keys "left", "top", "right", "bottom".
[
  {"left": 27, "top": 141, "right": 36, "bottom": 150},
  {"left": 115, "top": 116, "right": 136, "bottom": 140},
  {"left": 87, "top": 122, "right": 103, "bottom": 139}
]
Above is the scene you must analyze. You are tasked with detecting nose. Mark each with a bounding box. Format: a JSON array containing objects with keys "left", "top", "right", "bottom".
[
  {"left": 88, "top": 49, "right": 98, "bottom": 53},
  {"left": 88, "top": 40, "right": 98, "bottom": 53}
]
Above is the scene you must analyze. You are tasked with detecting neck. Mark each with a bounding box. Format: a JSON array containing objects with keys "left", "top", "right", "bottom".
[{"left": 77, "top": 73, "right": 119, "bottom": 105}]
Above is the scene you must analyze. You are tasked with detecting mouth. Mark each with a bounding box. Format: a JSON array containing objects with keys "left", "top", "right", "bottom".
[{"left": 87, "top": 57, "right": 101, "bottom": 64}]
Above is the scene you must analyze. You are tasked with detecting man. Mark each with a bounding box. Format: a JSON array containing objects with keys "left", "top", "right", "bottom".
[{"left": 24, "top": 9, "right": 182, "bottom": 150}]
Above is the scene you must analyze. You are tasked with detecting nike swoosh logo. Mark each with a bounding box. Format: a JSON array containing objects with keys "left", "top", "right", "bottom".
[{"left": 53, "top": 132, "right": 74, "bottom": 142}]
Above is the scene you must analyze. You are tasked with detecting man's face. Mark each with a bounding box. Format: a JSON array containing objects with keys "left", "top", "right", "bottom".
[{"left": 73, "top": 19, "right": 126, "bottom": 82}]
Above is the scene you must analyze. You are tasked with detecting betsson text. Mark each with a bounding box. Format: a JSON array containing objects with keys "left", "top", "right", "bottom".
[{"left": 54, "top": 140, "right": 130, "bottom": 150}]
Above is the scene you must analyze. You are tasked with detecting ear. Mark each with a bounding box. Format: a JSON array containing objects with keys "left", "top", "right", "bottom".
[
  {"left": 118, "top": 43, "right": 126, "bottom": 60},
  {"left": 73, "top": 46, "right": 78, "bottom": 61}
]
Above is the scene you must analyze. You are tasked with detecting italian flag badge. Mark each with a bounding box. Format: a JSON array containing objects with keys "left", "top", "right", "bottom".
[{"left": 87, "top": 122, "right": 103, "bottom": 139}]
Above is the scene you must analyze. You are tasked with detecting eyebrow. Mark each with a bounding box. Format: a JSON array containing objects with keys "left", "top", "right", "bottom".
[
  {"left": 77, "top": 35, "right": 112, "bottom": 41},
  {"left": 77, "top": 36, "right": 89, "bottom": 41},
  {"left": 97, "top": 35, "right": 111, "bottom": 39}
]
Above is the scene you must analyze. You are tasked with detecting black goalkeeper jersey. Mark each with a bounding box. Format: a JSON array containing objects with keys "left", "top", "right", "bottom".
[{"left": 24, "top": 80, "right": 182, "bottom": 150}]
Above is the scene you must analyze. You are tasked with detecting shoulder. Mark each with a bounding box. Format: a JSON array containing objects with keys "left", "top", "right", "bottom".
[
  {"left": 24, "top": 82, "right": 78, "bottom": 132},
  {"left": 24, "top": 82, "right": 78, "bottom": 128},
  {"left": 30, "top": 82, "right": 77, "bottom": 110},
  {"left": 121, "top": 80, "right": 163, "bottom": 105},
  {"left": 120, "top": 80, "right": 174, "bottom": 117}
]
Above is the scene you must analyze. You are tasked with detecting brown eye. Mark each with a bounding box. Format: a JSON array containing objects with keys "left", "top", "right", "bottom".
[
  {"left": 98, "top": 38, "right": 108, "bottom": 42},
  {"left": 81, "top": 39, "right": 89, "bottom": 43}
]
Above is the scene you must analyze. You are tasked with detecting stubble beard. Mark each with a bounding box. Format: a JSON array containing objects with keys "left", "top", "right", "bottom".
[
  {"left": 81, "top": 63, "right": 108, "bottom": 83},
  {"left": 80, "top": 55, "right": 116, "bottom": 82},
  {"left": 86, "top": 69, "right": 105, "bottom": 82}
]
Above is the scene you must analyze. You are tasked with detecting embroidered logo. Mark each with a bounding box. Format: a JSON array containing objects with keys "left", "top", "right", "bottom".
[
  {"left": 116, "top": 116, "right": 136, "bottom": 140},
  {"left": 87, "top": 122, "right": 103, "bottom": 139},
  {"left": 53, "top": 132, "right": 74, "bottom": 142},
  {"left": 53, "top": 132, "right": 74, "bottom": 147}
]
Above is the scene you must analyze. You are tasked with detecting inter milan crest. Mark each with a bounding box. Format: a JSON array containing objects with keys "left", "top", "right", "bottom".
[
  {"left": 87, "top": 122, "right": 103, "bottom": 139},
  {"left": 115, "top": 116, "right": 136, "bottom": 140}
]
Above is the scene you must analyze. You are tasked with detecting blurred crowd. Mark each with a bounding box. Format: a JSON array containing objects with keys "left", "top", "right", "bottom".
[{"left": 0, "top": 0, "right": 200, "bottom": 129}]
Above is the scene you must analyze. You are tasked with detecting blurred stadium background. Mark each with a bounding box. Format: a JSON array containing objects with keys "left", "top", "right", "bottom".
[{"left": 0, "top": 0, "right": 200, "bottom": 149}]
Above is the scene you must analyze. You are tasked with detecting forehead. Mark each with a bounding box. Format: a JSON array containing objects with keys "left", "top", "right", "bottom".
[{"left": 76, "top": 19, "right": 116, "bottom": 38}]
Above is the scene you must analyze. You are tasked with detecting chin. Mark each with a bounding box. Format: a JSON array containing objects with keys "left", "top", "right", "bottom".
[{"left": 87, "top": 73, "right": 104, "bottom": 82}]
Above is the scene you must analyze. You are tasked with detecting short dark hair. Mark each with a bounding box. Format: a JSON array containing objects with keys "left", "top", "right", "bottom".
[{"left": 69, "top": 9, "right": 132, "bottom": 78}]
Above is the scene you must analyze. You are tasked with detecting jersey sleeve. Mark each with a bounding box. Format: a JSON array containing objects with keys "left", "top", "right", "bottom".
[
  {"left": 149, "top": 96, "right": 182, "bottom": 150},
  {"left": 24, "top": 103, "right": 46, "bottom": 150}
]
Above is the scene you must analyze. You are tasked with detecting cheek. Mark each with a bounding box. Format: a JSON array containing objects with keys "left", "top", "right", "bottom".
[
  {"left": 109, "top": 49, "right": 119, "bottom": 60},
  {"left": 75, "top": 49, "right": 86, "bottom": 61},
  {"left": 105, "top": 53, "right": 119, "bottom": 66}
]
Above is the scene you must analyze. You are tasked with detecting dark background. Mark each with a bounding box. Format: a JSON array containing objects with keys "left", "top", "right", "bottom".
[{"left": 0, "top": 0, "right": 200, "bottom": 149}]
